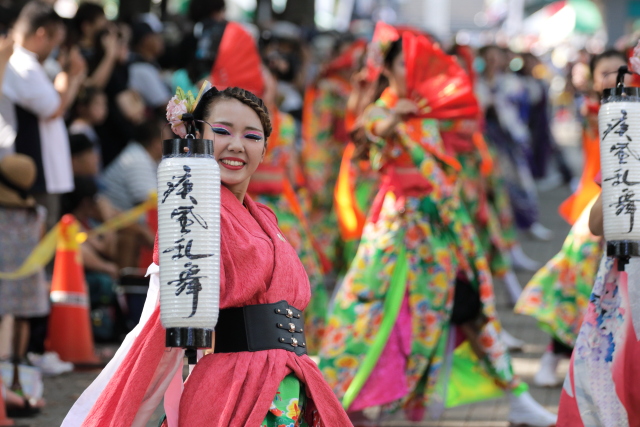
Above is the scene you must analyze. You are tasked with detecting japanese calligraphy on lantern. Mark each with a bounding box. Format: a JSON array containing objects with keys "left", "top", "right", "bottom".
[
  {"left": 158, "top": 155, "right": 221, "bottom": 330},
  {"left": 161, "top": 165, "right": 212, "bottom": 317},
  {"left": 599, "top": 102, "right": 640, "bottom": 241}
]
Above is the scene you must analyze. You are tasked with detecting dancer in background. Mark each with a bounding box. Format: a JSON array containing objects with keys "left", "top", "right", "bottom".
[
  {"left": 446, "top": 45, "right": 527, "bottom": 319},
  {"left": 247, "top": 67, "right": 328, "bottom": 353},
  {"left": 301, "top": 38, "right": 360, "bottom": 274},
  {"left": 334, "top": 45, "right": 379, "bottom": 272},
  {"left": 319, "top": 26, "right": 556, "bottom": 427},
  {"left": 516, "top": 50, "right": 629, "bottom": 388},
  {"left": 477, "top": 45, "right": 553, "bottom": 242}
]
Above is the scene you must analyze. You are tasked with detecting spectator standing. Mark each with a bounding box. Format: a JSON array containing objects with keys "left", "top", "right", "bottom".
[
  {"left": 0, "top": 34, "right": 15, "bottom": 159},
  {"left": 170, "top": 0, "right": 227, "bottom": 93},
  {"left": 71, "top": 3, "right": 123, "bottom": 93},
  {"left": 2, "top": 0, "right": 86, "bottom": 228},
  {"left": 0, "top": 154, "right": 54, "bottom": 412},
  {"left": 72, "top": 3, "right": 108, "bottom": 61},
  {"left": 128, "top": 15, "right": 171, "bottom": 114},
  {"left": 91, "top": 24, "right": 145, "bottom": 166}
]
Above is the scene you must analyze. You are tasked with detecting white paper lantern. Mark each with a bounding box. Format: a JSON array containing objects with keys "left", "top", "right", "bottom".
[
  {"left": 157, "top": 139, "right": 220, "bottom": 348},
  {"left": 599, "top": 93, "right": 640, "bottom": 243}
]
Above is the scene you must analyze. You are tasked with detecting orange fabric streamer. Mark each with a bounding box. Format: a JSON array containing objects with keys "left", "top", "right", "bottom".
[
  {"left": 302, "top": 86, "right": 318, "bottom": 145},
  {"left": 472, "top": 132, "right": 494, "bottom": 176},
  {"left": 335, "top": 143, "right": 367, "bottom": 241},
  {"left": 559, "top": 128, "right": 601, "bottom": 225},
  {"left": 282, "top": 178, "right": 333, "bottom": 274}
]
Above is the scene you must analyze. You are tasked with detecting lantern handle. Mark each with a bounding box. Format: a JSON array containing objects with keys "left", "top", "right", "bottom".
[{"left": 617, "top": 65, "right": 630, "bottom": 89}]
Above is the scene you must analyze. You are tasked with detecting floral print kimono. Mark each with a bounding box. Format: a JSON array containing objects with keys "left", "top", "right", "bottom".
[
  {"left": 516, "top": 195, "right": 603, "bottom": 347},
  {"left": 440, "top": 118, "right": 514, "bottom": 277},
  {"left": 302, "top": 75, "right": 352, "bottom": 269},
  {"left": 248, "top": 109, "right": 328, "bottom": 352},
  {"left": 319, "top": 89, "right": 518, "bottom": 420}
]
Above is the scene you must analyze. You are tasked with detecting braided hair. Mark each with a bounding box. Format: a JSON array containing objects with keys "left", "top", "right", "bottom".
[{"left": 193, "top": 86, "right": 273, "bottom": 142}]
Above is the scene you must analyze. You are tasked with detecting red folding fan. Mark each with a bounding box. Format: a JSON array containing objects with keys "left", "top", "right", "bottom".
[
  {"left": 403, "top": 32, "right": 479, "bottom": 120},
  {"left": 210, "top": 22, "right": 265, "bottom": 97},
  {"left": 324, "top": 39, "right": 367, "bottom": 76},
  {"left": 366, "top": 21, "right": 400, "bottom": 82}
]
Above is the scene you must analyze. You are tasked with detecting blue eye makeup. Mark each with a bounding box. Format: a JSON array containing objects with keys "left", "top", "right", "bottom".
[
  {"left": 211, "top": 126, "right": 231, "bottom": 135},
  {"left": 245, "top": 133, "right": 263, "bottom": 141}
]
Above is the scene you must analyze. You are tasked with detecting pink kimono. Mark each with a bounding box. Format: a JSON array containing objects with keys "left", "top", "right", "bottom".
[{"left": 63, "top": 186, "right": 351, "bottom": 426}]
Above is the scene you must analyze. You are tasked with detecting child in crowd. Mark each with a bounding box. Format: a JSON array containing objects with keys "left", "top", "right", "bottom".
[
  {"left": 61, "top": 176, "right": 119, "bottom": 341},
  {"left": 69, "top": 86, "right": 108, "bottom": 170}
]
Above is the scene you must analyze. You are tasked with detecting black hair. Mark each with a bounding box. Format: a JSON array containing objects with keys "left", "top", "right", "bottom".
[
  {"left": 188, "top": 0, "right": 226, "bottom": 23},
  {"left": 74, "top": 86, "right": 104, "bottom": 113},
  {"left": 353, "top": 38, "right": 403, "bottom": 162},
  {"left": 69, "top": 133, "right": 94, "bottom": 156},
  {"left": 134, "top": 120, "right": 162, "bottom": 148},
  {"left": 14, "top": 1, "right": 63, "bottom": 37},
  {"left": 61, "top": 176, "right": 98, "bottom": 215},
  {"left": 590, "top": 49, "right": 627, "bottom": 76},
  {"left": 192, "top": 86, "right": 272, "bottom": 140},
  {"left": 331, "top": 32, "right": 356, "bottom": 57},
  {"left": 478, "top": 44, "right": 501, "bottom": 59},
  {"left": 72, "top": 3, "right": 105, "bottom": 35},
  {"left": 372, "top": 38, "right": 403, "bottom": 102}
]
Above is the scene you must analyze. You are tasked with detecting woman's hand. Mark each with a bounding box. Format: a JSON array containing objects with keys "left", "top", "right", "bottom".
[
  {"left": 67, "top": 46, "right": 87, "bottom": 80},
  {"left": 0, "top": 34, "right": 13, "bottom": 64},
  {"left": 392, "top": 99, "right": 419, "bottom": 120},
  {"left": 589, "top": 193, "right": 604, "bottom": 236},
  {"left": 101, "top": 28, "right": 120, "bottom": 60},
  {"left": 117, "top": 89, "right": 146, "bottom": 124},
  {"left": 371, "top": 99, "right": 418, "bottom": 140}
]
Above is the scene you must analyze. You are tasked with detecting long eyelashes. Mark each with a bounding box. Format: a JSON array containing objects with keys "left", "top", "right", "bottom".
[
  {"left": 210, "top": 126, "right": 263, "bottom": 141},
  {"left": 244, "top": 133, "right": 263, "bottom": 141},
  {"left": 211, "top": 126, "right": 231, "bottom": 136}
]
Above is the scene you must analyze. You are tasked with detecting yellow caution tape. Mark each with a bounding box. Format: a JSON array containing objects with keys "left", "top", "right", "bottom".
[
  {"left": 0, "top": 223, "right": 60, "bottom": 280},
  {"left": 0, "top": 193, "right": 157, "bottom": 280},
  {"left": 76, "top": 193, "right": 157, "bottom": 244}
]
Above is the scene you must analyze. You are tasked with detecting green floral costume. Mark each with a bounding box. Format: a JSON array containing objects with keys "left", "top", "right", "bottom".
[
  {"left": 515, "top": 195, "right": 602, "bottom": 346},
  {"left": 302, "top": 77, "right": 352, "bottom": 270},
  {"left": 319, "top": 95, "right": 518, "bottom": 418}
]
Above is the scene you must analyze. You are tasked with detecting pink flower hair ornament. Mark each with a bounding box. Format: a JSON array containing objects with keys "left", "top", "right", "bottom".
[
  {"left": 631, "top": 40, "right": 640, "bottom": 75},
  {"left": 166, "top": 81, "right": 212, "bottom": 138}
]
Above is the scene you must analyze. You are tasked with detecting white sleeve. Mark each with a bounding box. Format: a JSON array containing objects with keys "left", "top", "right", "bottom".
[
  {"left": 2, "top": 62, "right": 60, "bottom": 119},
  {"left": 61, "top": 264, "right": 184, "bottom": 427}
]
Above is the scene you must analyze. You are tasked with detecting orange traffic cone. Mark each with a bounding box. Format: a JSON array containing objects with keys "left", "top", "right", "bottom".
[
  {"left": 0, "top": 377, "right": 13, "bottom": 426},
  {"left": 46, "top": 214, "right": 99, "bottom": 365}
]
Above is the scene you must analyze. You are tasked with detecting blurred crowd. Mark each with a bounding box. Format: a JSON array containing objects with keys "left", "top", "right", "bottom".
[{"left": 0, "top": 0, "right": 631, "bottom": 419}]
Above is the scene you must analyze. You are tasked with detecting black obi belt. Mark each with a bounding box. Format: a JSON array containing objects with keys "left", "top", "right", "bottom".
[{"left": 214, "top": 300, "right": 307, "bottom": 356}]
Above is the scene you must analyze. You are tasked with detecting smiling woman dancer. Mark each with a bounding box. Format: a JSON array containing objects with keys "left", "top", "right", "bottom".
[{"left": 62, "top": 86, "right": 352, "bottom": 427}]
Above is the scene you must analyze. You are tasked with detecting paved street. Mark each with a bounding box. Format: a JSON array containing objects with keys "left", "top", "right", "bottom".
[{"left": 25, "top": 180, "right": 576, "bottom": 427}]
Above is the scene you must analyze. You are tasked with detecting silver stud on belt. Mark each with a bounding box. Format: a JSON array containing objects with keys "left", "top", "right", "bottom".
[
  {"left": 275, "top": 307, "right": 302, "bottom": 319},
  {"left": 279, "top": 337, "right": 306, "bottom": 348}
]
